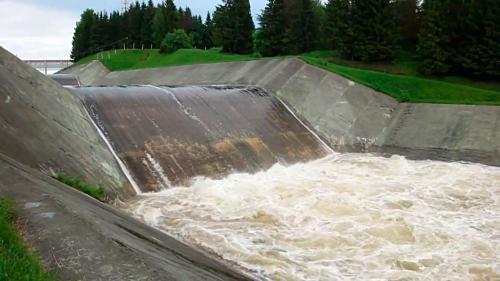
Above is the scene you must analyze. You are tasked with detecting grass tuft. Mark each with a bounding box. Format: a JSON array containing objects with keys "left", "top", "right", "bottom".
[
  {"left": 54, "top": 175, "right": 105, "bottom": 202},
  {"left": 0, "top": 199, "right": 57, "bottom": 281}
]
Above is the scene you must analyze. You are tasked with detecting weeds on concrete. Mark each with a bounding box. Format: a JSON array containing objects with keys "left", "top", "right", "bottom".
[
  {"left": 0, "top": 199, "right": 57, "bottom": 281},
  {"left": 54, "top": 175, "right": 105, "bottom": 202}
]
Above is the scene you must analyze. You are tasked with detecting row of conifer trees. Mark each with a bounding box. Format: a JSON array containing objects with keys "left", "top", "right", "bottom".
[{"left": 71, "top": 0, "right": 500, "bottom": 78}]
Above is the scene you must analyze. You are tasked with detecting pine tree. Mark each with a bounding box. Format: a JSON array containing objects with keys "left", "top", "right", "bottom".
[
  {"left": 220, "top": 0, "right": 255, "bottom": 54},
  {"left": 398, "top": 0, "right": 419, "bottom": 45},
  {"left": 325, "top": 0, "right": 353, "bottom": 57},
  {"left": 202, "top": 12, "right": 215, "bottom": 49},
  {"left": 458, "top": 0, "right": 500, "bottom": 78},
  {"left": 180, "top": 7, "right": 194, "bottom": 34},
  {"left": 191, "top": 16, "right": 204, "bottom": 49},
  {"left": 288, "top": 0, "right": 319, "bottom": 54},
  {"left": 258, "top": 0, "right": 287, "bottom": 56},
  {"left": 165, "top": 0, "right": 179, "bottom": 33},
  {"left": 417, "top": 0, "right": 451, "bottom": 75},
  {"left": 71, "top": 9, "right": 96, "bottom": 60},
  {"left": 351, "top": 0, "right": 399, "bottom": 61},
  {"left": 152, "top": 4, "right": 167, "bottom": 48},
  {"left": 127, "top": 1, "right": 143, "bottom": 47},
  {"left": 139, "top": 0, "right": 155, "bottom": 48}
]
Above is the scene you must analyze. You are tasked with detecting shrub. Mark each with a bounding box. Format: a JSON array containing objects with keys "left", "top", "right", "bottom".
[{"left": 160, "top": 29, "right": 193, "bottom": 54}]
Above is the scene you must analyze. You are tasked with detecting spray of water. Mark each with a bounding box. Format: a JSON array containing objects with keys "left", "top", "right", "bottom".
[{"left": 126, "top": 154, "right": 500, "bottom": 280}]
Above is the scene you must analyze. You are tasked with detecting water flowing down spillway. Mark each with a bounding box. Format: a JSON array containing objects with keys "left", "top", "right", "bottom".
[
  {"left": 127, "top": 154, "right": 500, "bottom": 280},
  {"left": 72, "top": 85, "right": 329, "bottom": 192},
  {"left": 70, "top": 85, "right": 499, "bottom": 280}
]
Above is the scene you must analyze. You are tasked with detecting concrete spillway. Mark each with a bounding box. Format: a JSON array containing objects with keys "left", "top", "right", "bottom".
[{"left": 72, "top": 85, "right": 329, "bottom": 192}]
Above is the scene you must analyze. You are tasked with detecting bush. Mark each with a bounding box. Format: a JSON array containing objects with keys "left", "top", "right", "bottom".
[
  {"left": 54, "top": 175, "right": 105, "bottom": 201},
  {"left": 160, "top": 29, "right": 193, "bottom": 54}
]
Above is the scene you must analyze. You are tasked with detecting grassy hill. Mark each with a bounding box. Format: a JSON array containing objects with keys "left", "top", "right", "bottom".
[{"left": 76, "top": 48, "right": 500, "bottom": 106}]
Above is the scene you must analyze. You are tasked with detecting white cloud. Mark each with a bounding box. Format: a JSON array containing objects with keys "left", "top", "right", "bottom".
[{"left": 0, "top": 0, "right": 78, "bottom": 59}]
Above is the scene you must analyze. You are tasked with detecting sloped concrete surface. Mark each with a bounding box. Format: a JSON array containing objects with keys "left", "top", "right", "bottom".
[
  {"left": 90, "top": 59, "right": 399, "bottom": 153},
  {"left": 373, "top": 103, "right": 500, "bottom": 165},
  {"left": 73, "top": 85, "right": 328, "bottom": 191},
  {"left": 59, "top": 59, "right": 109, "bottom": 85},
  {"left": 0, "top": 47, "right": 133, "bottom": 198},
  {"left": 77, "top": 58, "right": 499, "bottom": 165},
  {"left": 0, "top": 153, "right": 252, "bottom": 281}
]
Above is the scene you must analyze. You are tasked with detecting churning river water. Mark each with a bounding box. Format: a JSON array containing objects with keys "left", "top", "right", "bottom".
[{"left": 126, "top": 153, "right": 500, "bottom": 281}]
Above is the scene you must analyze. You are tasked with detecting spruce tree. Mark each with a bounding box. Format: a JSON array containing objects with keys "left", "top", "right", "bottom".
[
  {"left": 165, "top": 0, "right": 179, "bottom": 32},
  {"left": 417, "top": 0, "right": 451, "bottom": 75},
  {"left": 398, "top": 0, "right": 419, "bottom": 45},
  {"left": 220, "top": 0, "right": 255, "bottom": 54},
  {"left": 325, "top": 0, "right": 353, "bottom": 57},
  {"left": 289, "top": 0, "right": 319, "bottom": 54},
  {"left": 258, "top": 0, "right": 287, "bottom": 56},
  {"left": 351, "top": 0, "right": 399, "bottom": 61},
  {"left": 202, "top": 12, "right": 215, "bottom": 49},
  {"left": 152, "top": 4, "right": 167, "bottom": 48},
  {"left": 459, "top": 0, "right": 500, "bottom": 78},
  {"left": 71, "top": 9, "right": 96, "bottom": 60}
]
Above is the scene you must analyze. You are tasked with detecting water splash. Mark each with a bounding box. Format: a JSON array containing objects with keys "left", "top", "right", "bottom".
[{"left": 128, "top": 154, "right": 500, "bottom": 280}]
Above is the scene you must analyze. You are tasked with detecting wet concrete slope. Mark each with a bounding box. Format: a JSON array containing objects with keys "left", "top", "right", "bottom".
[
  {"left": 0, "top": 47, "right": 133, "bottom": 198},
  {"left": 86, "top": 59, "right": 499, "bottom": 166},
  {"left": 72, "top": 85, "right": 329, "bottom": 192}
]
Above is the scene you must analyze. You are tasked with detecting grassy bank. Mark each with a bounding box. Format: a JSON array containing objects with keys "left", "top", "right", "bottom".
[
  {"left": 77, "top": 48, "right": 259, "bottom": 71},
  {"left": 76, "top": 48, "right": 500, "bottom": 105},
  {"left": 0, "top": 199, "right": 56, "bottom": 281},
  {"left": 301, "top": 56, "right": 500, "bottom": 105}
]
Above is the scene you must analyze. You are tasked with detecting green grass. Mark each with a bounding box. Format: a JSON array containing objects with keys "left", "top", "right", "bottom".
[
  {"left": 0, "top": 199, "right": 57, "bottom": 281},
  {"left": 301, "top": 56, "right": 500, "bottom": 105},
  {"left": 302, "top": 50, "right": 500, "bottom": 93},
  {"left": 77, "top": 48, "right": 259, "bottom": 71},
  {"left": 54, "top": 176, "right": 105, "bottom": 202},
  {"left": 76, "top": 48, "right": 500, "bottom": 105}
]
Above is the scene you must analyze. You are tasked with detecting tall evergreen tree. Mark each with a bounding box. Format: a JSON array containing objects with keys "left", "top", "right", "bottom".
[
  {"left": 398, "top": 0, "right": 419, "bottom": 45},
  {"left": 71, "top": 9, "right": 96, "bottom": 60},
  {"left": 457, "top": 0, "right": 500, "bottom": 78},
  {"left": 325, "top": 0, "right": 353, "bottom": 57},
  {"left": 202, "top": 12, "right": 215, "bottom": 49},
  {"left": 140, "top": 0, "right": 155, "bottom": 48},
  {"left": 220, "top": 0, "right": 255, "bottom": 54},
  {"left": 417, "top": 0, "right": 452, "bottom": 75},
  {"left": 289, "top": 0, "right": 319, "bottom": 54},
  {"left": 258, "top": 0, "right": 287, "bottom": 56},
  {"left": 152, "top": 4, "right": 167, "bottom": 48},
  {"left": 165, "top": 0, "right": 179, "bottom": 32},
  {"left": 351, "top": 0, "right": 399, "bottom": 61},
  {"left": 127, "top": 1, "right": 143, "bottom": 47}
]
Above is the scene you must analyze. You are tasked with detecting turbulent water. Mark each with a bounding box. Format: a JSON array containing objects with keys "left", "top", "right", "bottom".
[{"left": 126, "top": 153, "right": 500, "bottom": 281}]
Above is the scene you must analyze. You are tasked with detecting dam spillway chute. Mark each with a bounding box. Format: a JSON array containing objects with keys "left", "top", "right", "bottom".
[{"left": 70, "top": 85, "right": 330, "bottom": 192}]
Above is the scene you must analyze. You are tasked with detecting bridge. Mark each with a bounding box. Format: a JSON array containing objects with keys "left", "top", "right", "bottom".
[{"left": 23, "top": 59, "right": 73, "bottom": 75}]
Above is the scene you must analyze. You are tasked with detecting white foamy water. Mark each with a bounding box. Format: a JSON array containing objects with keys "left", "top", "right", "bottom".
[{"left": 126, "top": 154, "right": 500, "bottom": 281}]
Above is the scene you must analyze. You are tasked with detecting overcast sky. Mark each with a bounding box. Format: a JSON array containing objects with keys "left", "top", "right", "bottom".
[{"left": 0, "top": 0, "right": 267, "bottom": 60}]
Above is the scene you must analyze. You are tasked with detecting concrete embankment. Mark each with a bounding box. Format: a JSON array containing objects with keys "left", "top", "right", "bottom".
[
  {"left": 0, "top": 47, "right": 255, "bottom": 280},
  {"left": 72, "top": 85, "right": 328, "bottom": 192},
  {"left": 65, "top": 59, "right": 499, "bottom": 166},
  {"left": 0, "top": 47, "right": 133, "bottom": 198}
]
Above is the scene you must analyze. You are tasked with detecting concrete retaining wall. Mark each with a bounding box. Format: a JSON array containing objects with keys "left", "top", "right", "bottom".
[
  {"left": 0, "top": 47, "right": 133, "bottom": 198},
  {"left": 68, "top": 58, "right": 500, "bottom": 166}
]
